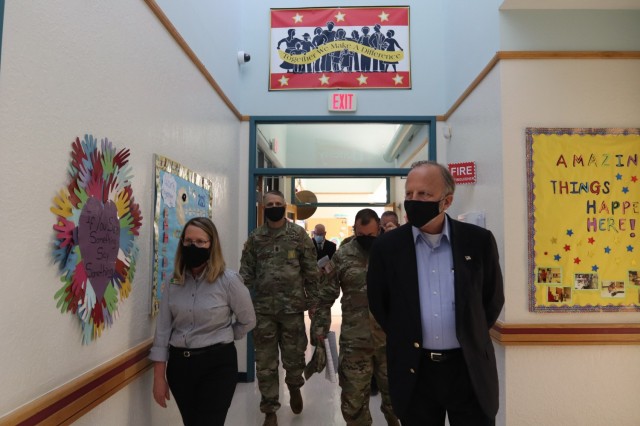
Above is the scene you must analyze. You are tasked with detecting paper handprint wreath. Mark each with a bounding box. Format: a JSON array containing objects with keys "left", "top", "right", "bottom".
[{"left": 51, "top": 135, "right": 142, "bottom": 343}]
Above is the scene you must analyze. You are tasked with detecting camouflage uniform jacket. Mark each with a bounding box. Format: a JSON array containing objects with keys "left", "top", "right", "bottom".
[
  {"left": 240, "top": 221, "right": 319, "bottom": 314},
  {"left": 316, "top": 240, "right": 386, "bottom": 350}
]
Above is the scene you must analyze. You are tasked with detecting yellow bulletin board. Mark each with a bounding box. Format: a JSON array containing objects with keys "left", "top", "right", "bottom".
[{"left": 526, "top": 128, "right": 640, "bottom": 312}]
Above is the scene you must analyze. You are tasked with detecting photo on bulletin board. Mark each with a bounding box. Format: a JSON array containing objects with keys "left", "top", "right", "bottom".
[
  {"left": 152, "top": 155, "right": 213, "bottom": 315},
  {"left": 526, "top": 127, "right": 640, "bottom": 312},
  {"left": 269, "top": 6, "right": 411, "bottom": 90}
]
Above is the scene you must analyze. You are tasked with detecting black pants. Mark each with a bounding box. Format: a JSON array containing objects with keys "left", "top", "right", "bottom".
[
  {"left": 401, "top": 349, "right": 494, "bottom": 426},
  {"left": 167, "top": 342, "right": 238, "bottom": 426}
]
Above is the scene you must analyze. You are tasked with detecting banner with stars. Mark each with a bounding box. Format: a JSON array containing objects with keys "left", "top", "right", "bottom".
[
  {"left": 269, "top": 7, "right": 410, "bottom": 90},
  {"left": 526, "top": 128, "right": 640, "bottom": 312}
]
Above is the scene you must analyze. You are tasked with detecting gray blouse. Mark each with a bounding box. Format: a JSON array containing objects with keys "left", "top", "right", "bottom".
[{"left": 149, "top": 269, "right": 256, "bottom": 362}]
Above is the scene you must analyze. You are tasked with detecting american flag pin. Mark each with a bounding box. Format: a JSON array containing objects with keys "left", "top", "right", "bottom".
[{"left": 465, "top": 256, "right": 472, "bottom": 261}]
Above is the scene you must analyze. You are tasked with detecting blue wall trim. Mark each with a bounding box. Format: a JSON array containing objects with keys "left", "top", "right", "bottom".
[{"left": 248, "top": 115, "right": 437, "bottom": 236}]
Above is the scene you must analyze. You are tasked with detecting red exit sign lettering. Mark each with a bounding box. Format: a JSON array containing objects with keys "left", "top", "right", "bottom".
[
  {"left": 448, "top": 161, "right": 477, "bottom": 184},
  {"left": 328, "top": 92, "right": 357, "bottom": 112}
]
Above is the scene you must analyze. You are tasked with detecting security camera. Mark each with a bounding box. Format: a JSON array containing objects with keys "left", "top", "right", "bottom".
[{"left": 237, "top": 51, "right": 251, "bottom": 64}]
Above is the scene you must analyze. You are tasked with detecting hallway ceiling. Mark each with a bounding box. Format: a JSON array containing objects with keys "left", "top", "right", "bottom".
[{"left": 501, "top": 0, "right": 640, "bottom": 9}]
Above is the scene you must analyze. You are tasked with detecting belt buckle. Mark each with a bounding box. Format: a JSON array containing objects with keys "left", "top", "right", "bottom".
[
  {"left": 183, "top": 351, "right": 191, "bottom": 358},
  {"left": 430, "top": 352, "right": 444, "bottom": 362}
]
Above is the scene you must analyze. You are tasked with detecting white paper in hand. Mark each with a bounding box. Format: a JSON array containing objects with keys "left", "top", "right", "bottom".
[
  {"left": 324, "top": 331, "right": 339, "bottom": 383},
  {"left": 317, "top": 255, "right": 333, "bottom": 273}
]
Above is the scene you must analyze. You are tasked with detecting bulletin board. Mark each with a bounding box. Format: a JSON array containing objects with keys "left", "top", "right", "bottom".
[
  {"left": 526, "top": 128, "right": 640, "bottom": 312},
  {"left": 152, "top": 155, "right": 212, "bottom": 315}
]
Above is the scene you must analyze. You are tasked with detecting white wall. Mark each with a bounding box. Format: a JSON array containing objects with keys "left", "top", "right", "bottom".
[
  {"left": 157, "top": 0, "right": 448, "bottom": 116},
  {"left": 446, "top": 58, "right": 640, "bottom": 426},
  {"left": 443, "top": 0, "right": 502, "bottom": 109},
  {"left": 441, "top": 67, "right": 504, "bottom": 258},
  {"left": 500, "top": 10, "right": 640, "bottom": 51},
  {"left": 501, "top": 59, "right": 640, "bottom": 324},
  {"left": 0, "top": 0, "right": 243, "bottom": 424},
  {"left": 155, "top": 0, "right": 244, "bottom": 111}
]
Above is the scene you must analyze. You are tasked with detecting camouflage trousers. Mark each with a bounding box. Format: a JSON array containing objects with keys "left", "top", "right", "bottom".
[
  {"left": 254, "top": 311, "right": 307, "bottom": 413},
  {"left": 339, "top": 345, "right": 397, "bottom": 426}
]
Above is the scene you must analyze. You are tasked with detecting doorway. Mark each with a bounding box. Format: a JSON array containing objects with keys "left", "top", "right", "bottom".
[{"left": 244, "top": 116, "right": 436, "bottom": 381}]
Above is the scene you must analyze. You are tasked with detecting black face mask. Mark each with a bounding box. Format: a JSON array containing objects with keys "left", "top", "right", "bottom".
[
  {"left": 265, "top": 206, "right": 286, "bottom": 222},
  {"left": 404, "top": 199, "right": 443, "bottom": 228},
  {"left": 182, "top": 245, "right": 210, "bottom": 269},
  {"left": 355, "top": 235, "right": 376, "bottom": 251}
]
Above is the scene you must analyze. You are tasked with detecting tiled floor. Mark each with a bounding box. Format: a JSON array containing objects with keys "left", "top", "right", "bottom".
[{"left": 226, "top": 315, "right": 390, "bottom": 426}]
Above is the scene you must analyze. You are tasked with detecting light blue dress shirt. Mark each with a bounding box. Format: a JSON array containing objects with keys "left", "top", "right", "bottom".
[{"left": 412, "top": 219, "right": 460, "bottom": 350}]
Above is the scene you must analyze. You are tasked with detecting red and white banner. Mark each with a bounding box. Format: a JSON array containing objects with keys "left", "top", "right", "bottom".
[{"left": 269, "top": 7, "right": 411, "bottom": 91}]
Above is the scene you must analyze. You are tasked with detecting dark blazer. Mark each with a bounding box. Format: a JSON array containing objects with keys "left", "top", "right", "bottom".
[
  {"left": 313, "top": 239, "right": 337, "bottom": 260},
  {"left": 367, "top": 215, "right": 504, "bottom": 418}
]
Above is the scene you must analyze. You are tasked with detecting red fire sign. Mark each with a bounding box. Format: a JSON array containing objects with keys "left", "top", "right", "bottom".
[{"left": 448, "top": 161, "right": 477, "bottom": 184}]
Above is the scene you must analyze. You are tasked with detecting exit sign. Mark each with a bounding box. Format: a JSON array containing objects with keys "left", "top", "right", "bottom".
[
  {"left": 328, "top": 92, "right": 357, "bottom": 112},
  {"left": 448, "top": 161, "right": 477, "bottom": 184}
]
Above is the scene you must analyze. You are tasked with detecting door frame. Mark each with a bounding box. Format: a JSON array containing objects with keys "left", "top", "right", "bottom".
[{"left": 244, "top": 115, "right": 436, "bottom": 381}]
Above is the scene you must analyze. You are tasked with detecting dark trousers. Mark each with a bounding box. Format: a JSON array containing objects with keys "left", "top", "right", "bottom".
[
  {"left": 167, "top": 342, "right": 238, "bottom": 426},
  {"left": 401, "top": 349, "right": 495, "bottom": 426}
]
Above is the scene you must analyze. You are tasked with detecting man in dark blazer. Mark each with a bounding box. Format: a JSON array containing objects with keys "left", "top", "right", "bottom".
[
  {"left": 312, "top": 223, "right": 337, "bottom": 260},
  {"left": 367, "top": 161, "right": 504, "bottom": 426}
]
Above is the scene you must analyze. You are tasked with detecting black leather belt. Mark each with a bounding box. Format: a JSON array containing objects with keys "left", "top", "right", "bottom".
[
  {"left": 423, "top": 348, "right": 462, "bottom": 363},
  {"left": 170, "top": 342, "right": 231, "bottom": 358}
]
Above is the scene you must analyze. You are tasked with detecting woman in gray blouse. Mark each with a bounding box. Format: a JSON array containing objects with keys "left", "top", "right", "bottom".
[{"left": 150, "top": 217, "right": 256, "bottom": 426}]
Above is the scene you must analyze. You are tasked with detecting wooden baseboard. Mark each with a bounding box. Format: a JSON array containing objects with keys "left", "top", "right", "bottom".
[
  {"left": 0, "top": 340, "right": 153, "bottom": 426},
  {"left": 2, "top": 322, "right": 638, "bottom": 425},
  {"left": 491, "top": 321, "right": 640, "bottom": 345}
]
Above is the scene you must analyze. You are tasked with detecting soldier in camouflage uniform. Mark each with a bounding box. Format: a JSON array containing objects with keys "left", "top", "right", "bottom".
[
  {"left": 314, "top": 209, "right": 400, "bottom": 426},
  {"left": 240, "top": 190, "right": 319, "bottom": 426}
]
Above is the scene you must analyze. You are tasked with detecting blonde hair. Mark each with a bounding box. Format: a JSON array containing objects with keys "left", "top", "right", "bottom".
[{"left": 173, "top": 217, "right": 225, "bottom": 284}]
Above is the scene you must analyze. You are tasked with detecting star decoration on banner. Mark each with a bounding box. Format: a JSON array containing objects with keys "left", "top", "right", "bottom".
[
  {"left": 628, "top": 245, "right": 635, "bottom": 252},
  {"left": 554, "top": 254, "right": 561, "bottom": 261},
  {"left": 566, "top": 229, "right": 574, "bottom": 237},
  {"left": 292, "top": 13, "right": 303, "bottom": 23},
  {"left": 604, "top": 246, "right": 612, "bottom": 254},
  {"left": 564, "top": 244, "right": 571, "bottom": 252},
  {"left": 632, "top": 176, "right": 638, "bottom": 182},
  {"left": 278, "top": 76, "right": 290, "bottom": 86},
  {"left": 622, "top": 187, "right": 629, "bottom": 194},
  {"left": 318, "top": 74, "right": 330, "bottom": 85},
  {"left": 392, "top": 74, "right": 404, "bottom": 85},
  {"left": 616, "top": 173, "right": 623, "bottom": 180},
  {"left": 357, "top": 74, "right": 368, "bottom": 85},
  {"left": 335, "top": 11, "right": 346, "bottom": 22},
  {"left": 588, "top": 237, "right": 595, "bottom": 244},
  {"left": 574, "top": 257, "right": 581, "bottom": 264},
  {"left": 379, "top": 11, "right": 390, "bottom": 21},
  {"left": 592, "top": 265, "right": 599, "bottom": 272},
  {"left": 551, "top": 237, "right": 558, "bottom": 244}
]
